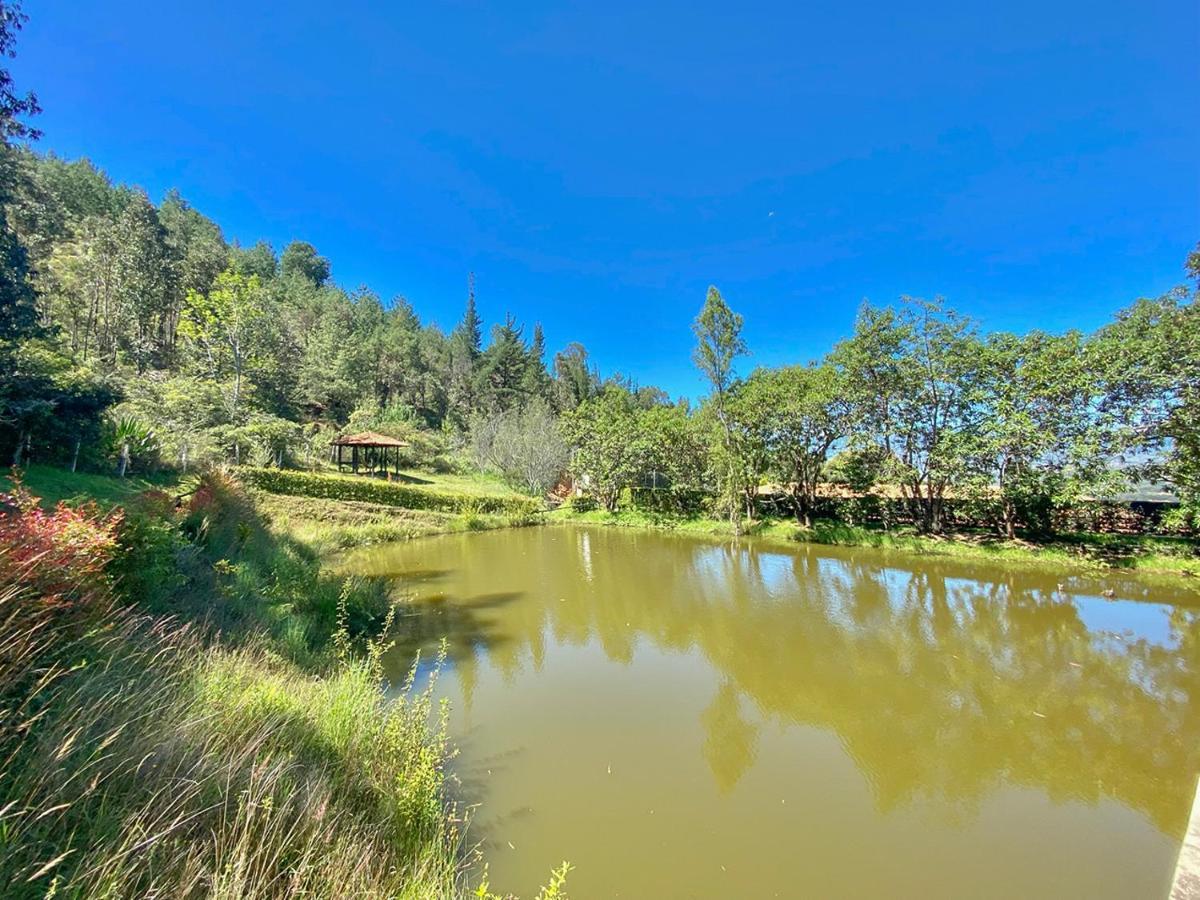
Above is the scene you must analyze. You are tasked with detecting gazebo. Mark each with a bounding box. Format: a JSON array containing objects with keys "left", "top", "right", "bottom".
[{"left": 332, "top": 431, "right": 410, "bottom": 476}]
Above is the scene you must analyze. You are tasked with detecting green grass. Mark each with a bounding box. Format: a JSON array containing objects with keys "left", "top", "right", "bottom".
[
  {"left": 311, "top": 462, "right": 526, "bottom": 498},
  {"left": 550, "top": 505, "right": 1200, "bottom": 579},
  {"left": 252, "top": 489, "right": 533, "bottom": 556},
  {"left": 238, "top": 467, "right": 540, "bottom": 517},
  {"left": 7, "top": 462, "right": 183, "bottom": 507}
]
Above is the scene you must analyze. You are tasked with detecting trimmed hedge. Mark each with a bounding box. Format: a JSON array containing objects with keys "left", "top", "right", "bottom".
[{"left": 238, "top": 467, "right": 541, "bottom": 517}]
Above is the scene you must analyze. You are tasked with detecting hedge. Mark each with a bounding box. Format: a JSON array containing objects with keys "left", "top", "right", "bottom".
[{"left": 238, "top": 467, "right": 541, "bottom": 517}]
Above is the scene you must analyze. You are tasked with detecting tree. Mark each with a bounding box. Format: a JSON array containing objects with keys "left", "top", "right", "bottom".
[
  {"left": 1096, "top": 278, "right": 1200, "bottom": 511},
  {"left": 520, "top": 322, "right": 553, "bottom": 402},
  {"left": 553, "top": 342, "right": 599, "bottom": 410},
  {"left": 447, "top": 279, "right": 484, "bottom": 425},
  {"left": 476, "top": 314, "right": 529, "bottom": 413},
  {"left": 230, "top": 240, "right": 277, "bottom": 280},
  {"left": 692, "top": 286, "right": 749, "bottom": 529},
  {"left": 280, "top": 240, "right": 330, "bottom": 286},
  {"left": 111, "top": 191, "right": 176, "bottom": 370},
  {"left": 160, "top": 189, "right": 227, "bottom": 348},
  {"left": 636, "top": 401, "right": 707, "bottom": 504},
  {"left": 972, "top": 330, "right": 1115, "bottom": 537},
  {"left": 472, "top": 399, "right": 568, "bottom": 495},
  {"left": 0, "top": 1, "right": 40, "bottom": 141},
  {"left": 834, "top": 298, "right": 985, "bottom": 533},
  {"left": 561, "top": 384, "right": 643, "bottom": 511},
  {"left": 749, "top": 364, "right": 849, "bottom": 526},
  {"left": 178, "top": 268, "right": 268, "bottom": 422}
]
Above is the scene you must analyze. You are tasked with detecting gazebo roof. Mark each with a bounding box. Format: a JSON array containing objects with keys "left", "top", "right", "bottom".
[{"left": 331, "top": 431, "right": 410, "bottom": 448}]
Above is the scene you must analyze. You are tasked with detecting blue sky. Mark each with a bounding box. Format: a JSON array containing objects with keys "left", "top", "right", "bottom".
[{"left": 14, "top": 0, "right": 1199, "bottom": 398}]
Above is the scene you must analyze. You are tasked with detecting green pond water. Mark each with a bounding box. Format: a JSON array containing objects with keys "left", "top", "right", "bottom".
[{"left": 342, "top": 525, "right": 1200, "bottom": 899}]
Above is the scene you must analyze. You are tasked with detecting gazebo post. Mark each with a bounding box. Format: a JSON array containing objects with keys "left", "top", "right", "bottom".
[{"left": 332, "top": 434, "right": 411, "bottom": 478}]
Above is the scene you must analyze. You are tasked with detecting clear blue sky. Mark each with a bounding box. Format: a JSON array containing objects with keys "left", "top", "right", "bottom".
[{"left": 13, "top": 0, "right": 1199, "bottom": 398}]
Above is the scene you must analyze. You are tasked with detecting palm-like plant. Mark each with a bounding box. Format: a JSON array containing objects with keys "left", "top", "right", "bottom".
[{"left": 108, "top": 416, "right": 158, "bottom": 477}]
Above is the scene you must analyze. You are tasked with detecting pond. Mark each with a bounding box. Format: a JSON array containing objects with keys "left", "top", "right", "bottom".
[{"left": 342, "top": 524, "right": 1200, "bottom": 898}]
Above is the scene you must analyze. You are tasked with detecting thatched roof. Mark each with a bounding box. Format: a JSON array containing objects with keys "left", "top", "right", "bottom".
[{"left": 331, "top": 431, "right": 410, "bottom": 448}]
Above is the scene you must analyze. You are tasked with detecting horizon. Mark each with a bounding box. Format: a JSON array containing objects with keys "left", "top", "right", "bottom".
[{"left": 13, "top": 0, "right": 1199, "bottom": 399}]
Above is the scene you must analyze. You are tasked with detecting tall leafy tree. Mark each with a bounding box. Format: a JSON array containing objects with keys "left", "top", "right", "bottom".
[
  {"left": 693, "top": 286, "right": 749, "bottom": 528},
  {"left": 834, "top": 298, "right": 984, "bottom": 533},
  {"left": 562, "top": 383, "right": 644, "bottom": 511},
  {"left": 178, "top": 268, "right": 268, "bottom": 422},
  {"left": 280, "top": 240, "right": 330, "bottom": 286},
  {"left": 111, "top": 191, "right": 176, "bottom": 370},
  {"left": 1096, "top": 276, "right": 1200, "bottom": 511},
  {"left": 973, "top": 330, "right": 1115, "bottom": 536},
  {"left": 230, "top": 239, "right": 277, "bottom": 280},
  {"left": 753, "top": 363, "right": 849, "bottom": 526}
]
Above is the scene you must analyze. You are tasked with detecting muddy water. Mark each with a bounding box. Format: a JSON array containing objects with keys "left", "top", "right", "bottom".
[{"left": 343, "top": 525, "right": 1200, "bottom": 899}]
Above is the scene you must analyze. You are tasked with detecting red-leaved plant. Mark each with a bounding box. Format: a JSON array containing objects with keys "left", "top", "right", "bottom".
[{"left": 0, "top": 471, "right": 122, "bottom": 609}]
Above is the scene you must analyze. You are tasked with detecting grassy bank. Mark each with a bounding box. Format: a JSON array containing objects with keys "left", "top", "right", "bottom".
[
  {"left": 12, "top": 463, "right": 184, "bottom": 507},
  {"left": 0, "top": 466, "right": 566, "bottom": 898},
  {"left": 549, "top": 506, "right": 1200, "bottom": 579},
  {"left": 253, "top": 490, "right": 535, "bottom": 555},
  {"left": 238, "top": 465, "right": 542, "bottom": 557}
]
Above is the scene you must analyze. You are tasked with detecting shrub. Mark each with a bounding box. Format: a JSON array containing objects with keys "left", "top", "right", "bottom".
[
  {"left": 239, "top": 467, "right": 541, "bottom": 517},
  {"left": 0, "top": 473, "right": 122, "bottom": 609},
  {"left": 566, "top": 494, "right": 598, "bottom": 512}
]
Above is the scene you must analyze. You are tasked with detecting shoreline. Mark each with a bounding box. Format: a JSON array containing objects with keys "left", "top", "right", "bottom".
[{"left": 547, "top": 506, "right": 1200, "bottom": 586}]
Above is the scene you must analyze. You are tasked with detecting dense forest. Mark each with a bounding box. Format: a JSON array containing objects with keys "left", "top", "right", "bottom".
[{"left": 0, "top": 6, "right": 1197, "bottom": 538}]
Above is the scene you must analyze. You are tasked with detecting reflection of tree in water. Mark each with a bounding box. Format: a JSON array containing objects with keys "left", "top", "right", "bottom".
[
  {"left": 367, "top": 527, "right": 1200, "bottom": 836},
  {"left": 701, "top": 681, "right": 761, "bottom": 793}
]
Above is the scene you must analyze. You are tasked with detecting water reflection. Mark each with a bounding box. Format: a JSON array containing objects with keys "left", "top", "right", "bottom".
[{"left": 345, "top": 525, "right": 1200, "bottom": 893}]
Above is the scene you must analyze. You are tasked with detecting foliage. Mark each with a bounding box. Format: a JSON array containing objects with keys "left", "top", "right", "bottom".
[
  {"left": 692, "top": 286, "right": 749, "bottom": 528},
  {"left": 0, "top": 471, "right": 121, "bottom": 606},
  {"left": 105, "top": 413, "right": 158, "bottom": 476},
  {"left": 743, "top": 364, "right": 849, "bottom": 526},
  {"left": 561, "top": 384, "right": 644, "bottom": 511},
  {"left": 0, "top": 1, "right": 39, "bottom": 141},
  {"left": 831, "top": 298, "right": 980, "bottom": 532},
  {"left": 471, "top": 399, "right": 569, "bottom": 495}
]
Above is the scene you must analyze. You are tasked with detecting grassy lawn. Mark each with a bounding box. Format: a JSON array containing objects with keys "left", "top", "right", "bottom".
[
  {"left": 310, "top": 463, "right": 525, "bottom": 498},
  {"left": 252, "top": 489, "right": 525, "bottom": 555},
  {"left": 549, "top": 505, "right": 1200, "bottom": 579},
  {"left": 6, "top": 463, "right": 184, "bottom": 507}
]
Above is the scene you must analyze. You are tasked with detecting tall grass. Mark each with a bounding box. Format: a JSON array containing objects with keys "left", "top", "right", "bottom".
[
  {"left": 0, "top": 491, "right": 462, "bottom": 896},
  {"left": 0, "top": 470, "right": 569, "bottom": 898}
]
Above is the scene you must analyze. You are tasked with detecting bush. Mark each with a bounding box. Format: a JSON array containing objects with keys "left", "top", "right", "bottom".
[
  {"left": 0, "top": 473, "right": 122, "bottom": 609},
  {"left": 239, "top": 467, "right": 541, "bottom": 517}
]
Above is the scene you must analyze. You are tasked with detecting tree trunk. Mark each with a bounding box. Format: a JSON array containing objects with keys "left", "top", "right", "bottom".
[
  {"left": 118, "top": 443, "right": 129, "bottom": 478},
  {"left": 71, "top": 438, "right": 81, "bottom": 473},
  {"left": 12, "top": 428, "right": 26, "bottom": 467}
]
